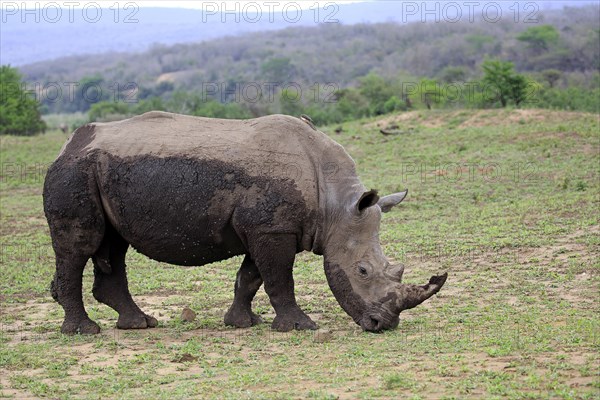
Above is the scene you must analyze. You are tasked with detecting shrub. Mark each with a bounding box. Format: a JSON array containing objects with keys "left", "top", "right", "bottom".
[{"left": 0, "top": 65, "right": 46, "bottom": 135}]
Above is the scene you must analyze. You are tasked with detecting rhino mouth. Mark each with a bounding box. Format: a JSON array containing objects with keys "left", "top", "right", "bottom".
[{"left": 360, "top": 307, "right": 400, "bottom": 333}]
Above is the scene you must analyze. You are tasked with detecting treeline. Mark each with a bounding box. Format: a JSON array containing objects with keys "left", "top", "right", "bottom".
[
  {"left": 85, "top": 57, "right": 600, "bottom": 126},
  {"left": 7, "top": 54, "right": 595, "bottom": 135}
]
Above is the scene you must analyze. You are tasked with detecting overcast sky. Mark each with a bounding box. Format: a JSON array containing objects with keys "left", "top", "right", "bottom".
[
  {"left": 3, "top": 1, "right": 370, "bottom": 10},
  {"left": 139, "top": 1, "right": 368, "bottom": 9}
]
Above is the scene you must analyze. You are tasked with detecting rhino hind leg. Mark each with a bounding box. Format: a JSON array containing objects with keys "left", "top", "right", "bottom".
[
  {"left": 249, "top": 234, "right": 317, "bottom": 332},
  {"left": 44, "top": 162, "right": 104, "bottom": 334},
  {"left": 224, "top": 255, "right": 264, "bottom": 328},
  {"left": 92, "top": 225, "right": 158, "bottom": 329},
  {"left": 51, "top": 255, "right": 101, "bottom": 335}
]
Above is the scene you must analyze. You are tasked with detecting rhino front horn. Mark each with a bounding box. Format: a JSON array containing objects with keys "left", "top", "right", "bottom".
[{"left": 398, "top": 272, "right": 448, "bottom": 311}]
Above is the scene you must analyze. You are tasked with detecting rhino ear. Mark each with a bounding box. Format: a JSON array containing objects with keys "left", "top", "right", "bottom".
[
  {"left": 378, "top": 190, "right": 408, "bottom": 213},
  {"left": 357, "top": 189, "right": 380, "bottom": 212}
]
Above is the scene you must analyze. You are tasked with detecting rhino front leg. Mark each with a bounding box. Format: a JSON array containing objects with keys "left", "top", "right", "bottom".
[
  {"left": 248, "top": 234, "right": 317, "bottom": 332},
  {"left": 92, "top": 227, "right": 158, "bottom": 329},
  {"left": 224, "top": 255, "right": 264, "bottom": 328}
]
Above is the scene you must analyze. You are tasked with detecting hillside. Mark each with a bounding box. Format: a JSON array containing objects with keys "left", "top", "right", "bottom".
[
  {"left": 4, "top": 1, "right": 596, "bottom": 66},
  {"left": 20, "top": 5, "right": 599, "bottom": 86}
]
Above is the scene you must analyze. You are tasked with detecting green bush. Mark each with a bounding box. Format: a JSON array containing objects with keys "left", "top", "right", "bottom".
[
  {"left": 383, "top": 95, "right": 406, "bottom": 113},
  {"left": 0, "top": 65, "right": 46, "bottom": 135},
  {"left": 517, "top": 25, "right": 560, "bottom": 52},
  {"left": 481, "top": 59, "right": 529, "bottom": 107},
  {"left": 88, "top": 101, "right": 130, "bottom": 122},
  {"left": 191, "top": 100, "right": 251, "bottom": 119},
  {"left": 358, "top": 73, "right": 396, "bottom": 116},
  {"left": 529, "top": 86, "right": 600, "bottom": 113},
  {"left": 87, "top": 92, "right": 251, "bottom": 122}
]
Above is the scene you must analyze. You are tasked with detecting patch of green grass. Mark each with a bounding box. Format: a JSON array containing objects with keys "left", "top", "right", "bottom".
[{"left": 383, "top": 372, "right": 418, "bottom": 390}]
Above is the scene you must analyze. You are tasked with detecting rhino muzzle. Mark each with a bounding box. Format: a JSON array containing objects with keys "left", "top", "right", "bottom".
[
  {"left": 360, "top": 310, "right": 400, "bottom": 332},
  {"left": 361, "top": 272, "right": 448, "bottom": 333}
]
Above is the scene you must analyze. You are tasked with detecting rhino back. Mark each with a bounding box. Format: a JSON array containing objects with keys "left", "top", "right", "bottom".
[{"left": 81, "top": 112, "right": 322, "bottom": 185}]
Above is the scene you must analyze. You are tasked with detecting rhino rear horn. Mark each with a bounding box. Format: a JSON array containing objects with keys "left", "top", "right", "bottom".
[
  {"left": 378, "top": 190, "right": 408, "bottom": 213},
  {"left": 384, "top": 264, "right": 405, "bottom": 282},
  {"left": 398, "top": 272, "right": 447, "bottom": 311}
]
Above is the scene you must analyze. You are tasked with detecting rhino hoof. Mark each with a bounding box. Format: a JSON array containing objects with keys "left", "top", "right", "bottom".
[
  {"left": 61, "top": 318, "right": 101, "bottom": 335},
  {"left": 272, "top": 313, "right": 318, "bottom": 332},
  {"left": 117, "top": 313, "right": 158, "bottom": 329},
  {"left": 145, "top": 314, "right": 159, "bottom": 328},
  {"left": 224, "top": 309, "right": 264, "bottom": 328}
]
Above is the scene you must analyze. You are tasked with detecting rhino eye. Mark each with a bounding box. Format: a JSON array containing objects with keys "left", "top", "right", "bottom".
[{"left": 358, "top": 266, "right": 368, "bottom": 276}]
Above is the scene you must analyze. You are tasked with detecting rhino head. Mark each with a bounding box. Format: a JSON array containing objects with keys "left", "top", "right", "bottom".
[{"left": 323, "top": 189, "right": 447, "bottom": 332}]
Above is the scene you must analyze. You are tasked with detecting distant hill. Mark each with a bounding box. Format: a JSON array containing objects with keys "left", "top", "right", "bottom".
[
  {"left": 19, "top": 5, "right": 599, "bottom": 83},
  {"left": 1, "top": 1, "right": 597, "bottom": 66}
]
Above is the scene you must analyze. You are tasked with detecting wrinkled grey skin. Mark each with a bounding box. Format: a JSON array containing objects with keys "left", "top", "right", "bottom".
[{"left": 43, "top": 111, "right": 446, "bottom": 335}]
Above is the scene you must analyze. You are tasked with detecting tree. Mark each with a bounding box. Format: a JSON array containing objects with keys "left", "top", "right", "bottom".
[
  {"left": 540, "top": 69, "right": 562, "bottom": 88},
  {"left": 260, "top": 57, "right": 296, "bottom": 82},
  {"left": 335, "top": 88, "right": 370, "bottom": 119},
  {"left": 517, "top": 25, "right": 559, "bottom": 53},
  {"left": 508, "top": 74, "right": 528, "bottom": 107},
  {"left": 438, "top": 66, "right": 469, "bottom": 83},
  {"left": 133, "top": 96, "right": 166, "bottom": 114},
  {"left": 191, "top": 100, "right": 251, "bottom": 119},
  {"left": 383, "top": 95, "right": 405, "bottom": 114},
  {"left": 481, "top": 60, "right": 528, "bottom": 107},
  {"left": 466, "top": 34, "right": 496, "bottom": 52},
  {"left": 358, "top": 73, "right": 395, "bottom": 116},
  {"left": 0, "top": 65, "right": 46, "bottom": 135},
  {"left": 42, "top": 74, "right": 112, "bottom": 114},
  {"left": 87, "top": 101, "right": 130, "bottom": 122}
]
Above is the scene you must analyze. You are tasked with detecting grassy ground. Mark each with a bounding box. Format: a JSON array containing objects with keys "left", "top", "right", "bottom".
[{"left": 0, "top": 109, "right": 598, "bottom": 399}]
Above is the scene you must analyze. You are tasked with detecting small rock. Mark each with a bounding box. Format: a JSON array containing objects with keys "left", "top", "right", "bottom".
[
  {"left": 181, "top": 307, "right": 196, "bottom": 322},
  {"left": 313, "top": 329, "right": 333, "bottom": 343}
]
